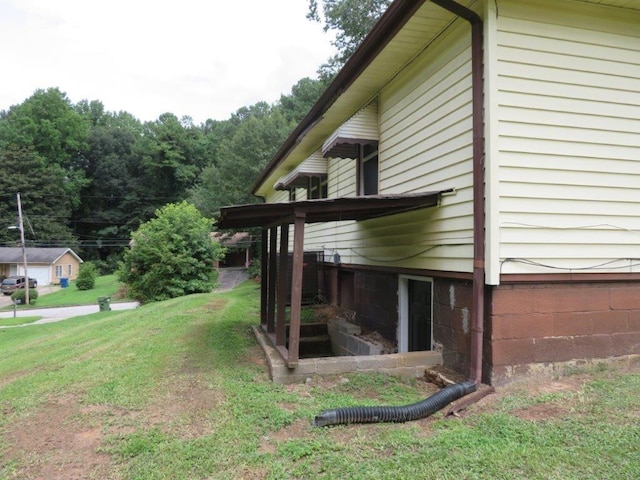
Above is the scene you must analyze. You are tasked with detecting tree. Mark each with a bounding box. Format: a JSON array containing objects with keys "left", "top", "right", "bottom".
[
  {"left": 278, "top": 77, "right": 331, "bottom": 124},
  {"left": 0, "top": 88, "right": 89, "bottom": 209},
  {"left": 307, "top": 0, "right": 392, "bottom": 76},
  {"left": 74, "top": 109, "right": 144, "bottom": 265},
  {"left": 118, "top": 202, "right": 224, "bottom": 303},
  {"left": 0, "top": 146, "right": 76, "bottom": 247},
  {"left": 188, "top": 103, "right": 292, "bottom": 218},
  {"left": 135, "top": 113, "right": 203, "bottom": 206}
]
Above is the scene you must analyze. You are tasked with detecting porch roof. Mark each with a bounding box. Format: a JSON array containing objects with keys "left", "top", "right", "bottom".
[{"left": 216, "top": 190, "right": 450, "bottom": 229}]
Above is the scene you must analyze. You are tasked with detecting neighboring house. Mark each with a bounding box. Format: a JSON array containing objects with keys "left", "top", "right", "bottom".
[
  {"left": 0, "top": 248, "right": 83, "bottom": 286},
  {"left": 210, "top": 232, "right": 253, "bottom": 268},
  {"left": 218, "top": 0, "right": 640, "bottom": 385}
]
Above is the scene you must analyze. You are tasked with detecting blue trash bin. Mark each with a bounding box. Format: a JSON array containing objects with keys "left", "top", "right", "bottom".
[{"left": 60, "top": 278, "right": 69, "bottom": 288}]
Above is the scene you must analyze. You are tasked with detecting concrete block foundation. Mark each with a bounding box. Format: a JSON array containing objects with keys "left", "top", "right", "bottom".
[{"left": 253, "top": 326, "right": 442, "bottom": 384}]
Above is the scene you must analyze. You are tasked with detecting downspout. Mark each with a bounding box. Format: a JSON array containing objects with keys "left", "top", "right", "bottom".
[{"left": 430, "top": 0, "right": 485, "bottom": 384}]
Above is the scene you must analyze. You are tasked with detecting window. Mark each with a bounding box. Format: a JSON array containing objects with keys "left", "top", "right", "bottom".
[
  {"left": 398, "top": 276, "right": 433, "bottom": 352},
  {"left": 68, "top": 264, "right": 73, "bottom": 277},
  {"left": 288, "top": 188, "right": 296, "bottom": 202},
  {"left": 55, "top": 265, "right": 63, "bottom": 277},
  {"left": 358, "top": 144, "right": 378, "bottom": 196},
  {"left": 308, "top": 176, "right": 328, "bottom": 200}
]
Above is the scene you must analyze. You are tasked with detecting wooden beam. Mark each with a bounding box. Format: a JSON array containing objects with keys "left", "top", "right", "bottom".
[
  {"left": 267, "top": 332, "right": 291, "bottom": 366},
  {"left": 267, "top": 226, "right": 278, "bottom": 334},
  {"left": 276, "top": 223, "right": 289, "bottom": 346},
  {"left": 260, "top": 228, "right": 268, "bottom": 327},
  {"left": 287, "top": 211, "right": 306, "bottom": 368}
]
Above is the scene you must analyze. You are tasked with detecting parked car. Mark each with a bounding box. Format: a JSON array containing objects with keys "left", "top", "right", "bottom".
[{"left": 1, "top": 276, "right": 37, "bottom": 295}]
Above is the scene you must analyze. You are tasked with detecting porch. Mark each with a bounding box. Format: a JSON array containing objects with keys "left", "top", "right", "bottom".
[{"left": 216, "top": 192, "right": 448, "bottom": 374}]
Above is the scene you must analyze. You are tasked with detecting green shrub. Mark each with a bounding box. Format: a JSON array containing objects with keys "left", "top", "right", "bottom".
[
  {"left": 118, "top": 202, "right": 225, "bottom": 303},
  {"left": 76, "top": 262, "right": 98, "bottom": 290},
  {"left": 247, "top": 259, "right": 261, "bottom": 279},
  {"left": 11, "top": 288, "right": 38, "bottom": 305}
]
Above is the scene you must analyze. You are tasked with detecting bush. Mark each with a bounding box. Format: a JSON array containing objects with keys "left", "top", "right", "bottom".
[
  {"left": 118, "top": 201, "right": 225, "bottom": 303},
  {"left": 247, "top": 259, "right": 261, "bottom": 279},
  {"left": 76, "top": 262, "right": 98, "bottom": 290},
  {"left": 11, "top": 288, "right": 38, "bottom": 305}
]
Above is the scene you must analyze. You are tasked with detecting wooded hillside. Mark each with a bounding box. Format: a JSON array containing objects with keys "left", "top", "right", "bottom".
[{"left": 0, "top": 0, "right": 390, "bottom": 269}]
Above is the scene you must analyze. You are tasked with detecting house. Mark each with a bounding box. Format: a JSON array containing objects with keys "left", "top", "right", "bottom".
[
  {"left": 210, "top": 232, "right": 253, "bottom": 268},
  {"left": 218, "top": 0, "right": 640, "bottom": 385},
  {"left": 0, "top": 248, "right": 83, "bottom": 286}
]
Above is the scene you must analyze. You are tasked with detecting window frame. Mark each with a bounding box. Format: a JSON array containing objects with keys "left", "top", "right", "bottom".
[
  {"left": 357, "top": 144, "right": 379, "bottom": 196},
  {"left": 307, "top": 176, "right": 328, "bottom": 200}
]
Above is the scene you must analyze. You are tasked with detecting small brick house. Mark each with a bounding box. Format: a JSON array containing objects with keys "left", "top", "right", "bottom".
[
  {"left": 218, "top": 0, "right": 640, "bottom": 385},
  {"left": 0, "top": 247, "right": 83, "bottom": 286}
]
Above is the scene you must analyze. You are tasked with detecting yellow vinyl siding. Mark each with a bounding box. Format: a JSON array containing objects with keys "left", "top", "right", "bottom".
[
  {"left": 265, "top": 189, "right": 290, "bottom": 204},
  {"left": 304, "top": 156, "right": 358, "bottom": 258},
  {"left": 302, "top": 24, "right": 475, "bottom": 272},
  {"left": 496, "top": 0, "right": 640, "bottom": 275}
]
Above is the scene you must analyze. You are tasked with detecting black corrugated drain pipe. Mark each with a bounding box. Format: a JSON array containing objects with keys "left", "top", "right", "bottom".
[{"left": 313, "top": 380, "right": 477, "bottom": 427}]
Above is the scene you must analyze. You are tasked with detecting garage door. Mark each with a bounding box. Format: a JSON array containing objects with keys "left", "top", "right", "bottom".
[{"left": 25, "top": 267, "right": 50, "bottom": 286}]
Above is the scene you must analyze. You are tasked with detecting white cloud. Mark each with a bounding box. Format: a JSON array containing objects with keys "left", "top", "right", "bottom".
[{"left": 0, "top": 0, "right": 335, "bottom": 123}]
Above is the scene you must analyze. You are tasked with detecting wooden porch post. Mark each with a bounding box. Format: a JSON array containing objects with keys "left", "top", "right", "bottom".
[
  {"left": 267, "top": 226, "right": 278, "bottom": 334},
  {"left": 276, "top": 223, "right": 289, "bottom": 346},
  {"left": 260, "top": 228, "right": 268, "bottom": 328},
  {"left": 287, "top": 211, "right": 306, "bottom": 368}
]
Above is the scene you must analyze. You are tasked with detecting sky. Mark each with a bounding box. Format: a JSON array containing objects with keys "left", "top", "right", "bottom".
[{"left": 0, "top": 0, "right": 336, "bottom": 124}]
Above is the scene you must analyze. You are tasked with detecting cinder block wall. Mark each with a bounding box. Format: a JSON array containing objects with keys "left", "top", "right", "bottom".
[
  {"left": 328, "top": 319, "right": 385, "bottom": 356},
  {"left": 432, "top": 278, "right": 475, "bottom": 381},
  {"left": 488, "top": 281, "right": 640, "bottom": 384},
  {"left": 353, "top": 270, "right": 397, "bottom": 342}
]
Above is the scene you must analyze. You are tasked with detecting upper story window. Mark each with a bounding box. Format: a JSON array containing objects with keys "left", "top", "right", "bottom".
[
  {"left": 358, "top": 144, "right": 378, "bottom": 196},
  {"left": 308, "top": 176, "right": 328, "bottom": 199},
  {"left": 274, "top": 151, "right": 327, "bottom": 201}
]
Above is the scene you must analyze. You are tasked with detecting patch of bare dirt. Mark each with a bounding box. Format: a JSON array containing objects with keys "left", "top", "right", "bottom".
[
  {"left": 4, "top": 394, "right": 117, "bottom": 480},
  {"left": 158, "top": 371, "right": 227, "bottom": 439},
  {"left": 3, "top": 354, "right": 225, "bottom": 479},
  {"left": 512, "top": 403, "right": 568, "bottom": 421},
  {"left": 460, "top": 374, "right": 590, "bottom": 422}
]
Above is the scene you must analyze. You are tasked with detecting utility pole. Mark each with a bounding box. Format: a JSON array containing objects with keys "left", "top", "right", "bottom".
[{"left": 17, "top": 193, "right": 29, "bottom": 306}]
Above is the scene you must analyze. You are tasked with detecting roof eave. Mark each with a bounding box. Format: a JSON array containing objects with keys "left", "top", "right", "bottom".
[{"left": 251, "top": 0, "right": 428, "bottom": 197}]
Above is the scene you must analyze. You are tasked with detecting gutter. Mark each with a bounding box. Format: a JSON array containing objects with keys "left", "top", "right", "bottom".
[{"left": 430, "top": 0, "right": 486, "bottom": 384}]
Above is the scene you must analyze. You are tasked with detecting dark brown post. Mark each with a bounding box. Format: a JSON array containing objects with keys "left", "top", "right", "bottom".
[
  {"left": 260, "top": 228, "right": 268, "bottom": 328},
  {"left": 267, "top": 226, "right": 278, "bottom": 334},
  {"left": 288, "top": 211, "right": 306, "bottom": 368},
  {"left": 276, "top": 223, "right": 289, "bottom": 346},
  {"left": 328, "top": 265, "right": 339, "bottom": 305}
]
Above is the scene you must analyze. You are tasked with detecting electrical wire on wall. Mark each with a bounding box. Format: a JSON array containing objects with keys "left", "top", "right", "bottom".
[
  {"left": 500, "top": 220, "right": 640, "bottom": 273},
  {"left": 501, "top": 258, "right": 640, "bottom": 273}
]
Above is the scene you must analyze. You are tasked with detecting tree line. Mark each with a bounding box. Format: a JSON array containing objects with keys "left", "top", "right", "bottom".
[{"left": 0, "top": 0, "right": 391, "bottom": 271}]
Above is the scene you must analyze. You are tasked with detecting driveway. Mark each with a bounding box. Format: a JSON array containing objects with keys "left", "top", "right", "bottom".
[
  {"left": 215, "top": 267, "right": 249, "bottom": 292},
  {"left": 0, "top": 284, "right": 60, "bottom": 308}
]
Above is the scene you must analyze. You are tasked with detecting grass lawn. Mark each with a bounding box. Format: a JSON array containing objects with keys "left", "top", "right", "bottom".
[
  {"left": 0, "top": 281, "right": 638, "bottom": 479},
  {"left": 0, "top": 316, "right": 41, "bottom": 327},
  {"left": 11, "top": 275, "right": 129, "bottom": 310}
]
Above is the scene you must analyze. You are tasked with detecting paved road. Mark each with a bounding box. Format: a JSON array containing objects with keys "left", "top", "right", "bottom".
[{"left": 0, "top": 302, "right": 140, "bottom": 328}]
